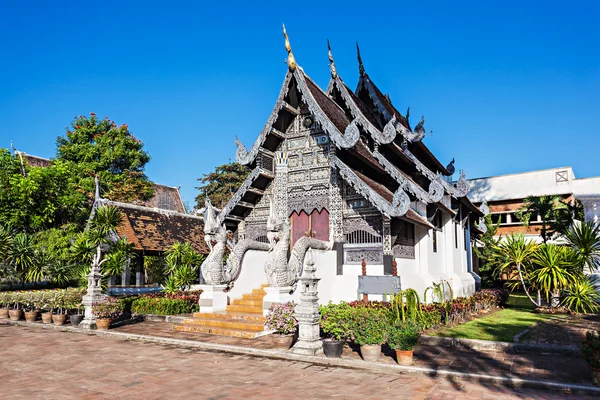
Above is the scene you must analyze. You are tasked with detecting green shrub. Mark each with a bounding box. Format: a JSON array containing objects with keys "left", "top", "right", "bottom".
[
  {"left": 387, "top": 322, "right": 420, "bottom": 351},
  {"left": 561, "top": 278, "right": 600, "bottom": 314},
  {"left": 319, "top": 301, "right": 354, "bottom": 340},
  {"left": 350, "top": 307, "right": 388, "bottom": 345},
  {"left": 131, "top": 296, "right": 198, "bottom": 315}
]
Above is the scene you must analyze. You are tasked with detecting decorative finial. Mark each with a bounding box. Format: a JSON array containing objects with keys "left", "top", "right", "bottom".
[
  {"left": 356, "top": 42, "right": 365, "bottom": 76},
  {"left": 282, "top": 24, "right": 297, "bottom": 72},
  {"left": 327, "top": 39, "right": 337, "bottom": 78}
]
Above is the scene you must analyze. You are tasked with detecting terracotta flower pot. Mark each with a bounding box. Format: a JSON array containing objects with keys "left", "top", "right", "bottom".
[
  {"left": 591, "top": 367, "right": 600, "bottom": 387},
  {"left": 0, "top": 308, "right": 9, "bottom": 319},
  {"left": 271, "top": 333, "right": 295, "bottom": 349},
  {"left": 41, "top": 312, "right": 53, "bottom": 324},
  {"left": 8, "top": 309, "right": 23, "bottom": 321},
  {"left": 52, "top": 314, "right": 68, "bottom": 326},
  {"left": 395, "top": 349, "right": 414, "bottom": 365},
  {"left": 96, "top": 318, "right": 111, "bottom": 330},
  {"left": 360, "top": 344, "right": 381, "bottom": 362},
  {"left": 24, "top": 311, "right": 39, "bottom": 323}
]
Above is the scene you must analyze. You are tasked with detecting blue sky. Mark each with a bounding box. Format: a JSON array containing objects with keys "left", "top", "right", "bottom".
[{"left": 1, "top": 1, "right": 598, "bottom": 207}]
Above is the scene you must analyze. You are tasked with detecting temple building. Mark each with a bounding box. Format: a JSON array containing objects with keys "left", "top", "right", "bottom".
[
  {"left": 468, "top": 166, "right": 600, "bottom": 241},
  {"left": 197, "top": 27, "right": 486, "bottom": 310}
]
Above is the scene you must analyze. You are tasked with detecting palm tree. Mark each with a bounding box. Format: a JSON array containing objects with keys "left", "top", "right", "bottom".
[
  {"left": 531, "top": 243, "right": 580, "bottom": 307},
  {"left": 565, "top": 221, "right": 600, "bottom": 274},
  {"left": 7, "top": 233, "right": 37, "bottom": 287},
  {"left": 492, "top": 234, "right": 540, "bottom": 307},
  {"left": 517, "top": 196, "right": 568, "bottom": 243}
]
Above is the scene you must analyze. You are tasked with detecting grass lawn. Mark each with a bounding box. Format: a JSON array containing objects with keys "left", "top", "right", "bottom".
[{"left": 432, "top": 294, "right": 561, "bottom": 342}]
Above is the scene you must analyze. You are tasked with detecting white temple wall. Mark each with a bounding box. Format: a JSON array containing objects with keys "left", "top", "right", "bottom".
[{"left": 227, "top": 250, "right": 270, "bottom": 301}]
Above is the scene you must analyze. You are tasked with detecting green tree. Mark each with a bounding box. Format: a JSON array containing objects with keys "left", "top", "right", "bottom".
[
  {"left": 516, "top": 196, "right": 568, "bottom": 243},
  {"left": 56, "top": 113, "right": 154, "bottom": 204},
  {"left": 0, "top": 149, "right": 87, "bottom": 232},
  {"left": 492, "top": 234, "right": 540, "bottom": 307},
  {"left": 7, "top": 233, "right": 37, "bottom": 286},
  {"left": 195, "top": 162, "right": 250, "bottom": 209},
  {"left": 69, "top": 205, "right": 133, "bottom": 288},
  {"left": 530, "top": 243, "right": 580, "bottom": 307}
]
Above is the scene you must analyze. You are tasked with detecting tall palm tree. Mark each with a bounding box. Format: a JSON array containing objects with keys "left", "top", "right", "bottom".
[
  {"left": 492, "top": 234, "right": 540, "bottom": 306},
  {"left": 531, "top": 243, "right": 580, "bottom": 307},
  {"left": 517, "top": 195, "right": 568, "bottom": 243}
]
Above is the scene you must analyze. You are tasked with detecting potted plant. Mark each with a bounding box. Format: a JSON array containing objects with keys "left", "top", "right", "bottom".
[
  {"left": 581, "top": 330, "right": 600, "bottom": 386},
  {"left": 70, "top": 301, "right": 84, "bottom": 327},
  {"left": 319, "top": 302, "right": 353, "bottom": 358},
  {"left": 0, "top": 292, "right": 10, "bottom": 319},
  {"left": 52, "top": 290, "right": 68, "bottom": 326},
  {"left": 40, "top": 291, "right": 54, "bottom": 324},
  {"left": 23, "top": 291, "right": 40, "bottom": 322},
  {"left": 92, "top": 297, "right": 122, "bottom": 330},
  {"left": 351, "top": 307, "right": 387, "bottom": 362},
  {"left": 387, "top": 322, "right": 421, "bottom": 365},
  {"left": 264, "top": 302, "right": 297, "bottom": 349},
  {"left": 8, "top": 292, "right": 23, "bottom": 321}
]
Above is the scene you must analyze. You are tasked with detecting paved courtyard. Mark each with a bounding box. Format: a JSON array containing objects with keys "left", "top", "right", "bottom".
[{"left": 0, "top": 324, "right": 596, "bottom": 400}]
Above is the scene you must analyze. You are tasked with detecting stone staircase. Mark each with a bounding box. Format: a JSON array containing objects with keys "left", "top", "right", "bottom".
[{"left": 172, "top": 285, "right": 269, "bottom": 339}]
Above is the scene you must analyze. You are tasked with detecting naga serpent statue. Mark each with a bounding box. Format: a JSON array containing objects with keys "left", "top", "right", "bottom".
[
  {"left": 200, "top": 199, "right": 269, "bottom": 287},
  {"left": 264, "top": 196, "right": 332, "bottom": 289}
]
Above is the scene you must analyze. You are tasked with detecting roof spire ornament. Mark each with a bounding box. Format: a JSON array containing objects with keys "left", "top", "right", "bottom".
[
  {"left": 327, "top": 39, "right": 337, "bottom": 78},
  {"left": 356, "top": 42, "right": 365, "bottom": 76},
  {"left": 282, "top": 24, "right": 297, "bottom": 72}
]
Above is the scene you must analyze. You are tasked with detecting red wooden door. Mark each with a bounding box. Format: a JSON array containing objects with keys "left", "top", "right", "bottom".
[
  {"left": 290, "top": 211, "right": 310, "bottom": 247},
  {"left": 310, "top": 208, "right": 329, "bottom": 241},
  {"left": 289, "top": 209, "right": 330, "bottom": 247}
]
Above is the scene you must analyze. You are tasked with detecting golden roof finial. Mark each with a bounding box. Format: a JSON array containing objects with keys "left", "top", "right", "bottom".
[
  {"left": 356, "top": 41, "right": 365, "bottom": 76},
  {"left": 327, "top": 39, "right": 337, "bottom": 78},
  {"left": 282, "top": 24, "right": 297, "bottom": 72}
]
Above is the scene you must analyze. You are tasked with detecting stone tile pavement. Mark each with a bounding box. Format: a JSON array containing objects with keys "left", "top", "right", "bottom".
[
  {"left": 114, "top": 320, "right": 595, "bottom": 386},
  {"left": 1, "top": 323, "right": 597, "bottom": 399}
]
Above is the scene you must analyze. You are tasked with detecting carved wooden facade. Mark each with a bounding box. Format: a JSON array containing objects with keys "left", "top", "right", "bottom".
[{"left": 212, "top": 30, "right": 485, "bottom": 275}]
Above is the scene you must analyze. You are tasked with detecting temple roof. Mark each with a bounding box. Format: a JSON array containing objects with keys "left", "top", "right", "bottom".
[
  {"left": 100, "top": 200, "right": 209, "bottom": 255},
  {"left": 138, "top": 184, "right": 185, "bottom": 214}
]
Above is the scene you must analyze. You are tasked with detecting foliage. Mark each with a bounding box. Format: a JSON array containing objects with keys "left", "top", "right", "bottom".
[
  {"left": 392, "top": 289, "right": 422, "bottom": 323},
  {"left": 565, "top": 221, "right": 600, "bottom": 274},
  {"left": 56, "top": 113, "right": 153, "bottom": 204},
  {"left": 0, "top": 149, "right": 88, "bottom": 232},
  {"left": 516, "top": 195, "right": 568, "bottom": 243},
  {"left": 131, "top": 296, "right": 198, "bottom": 315},
  {"left": 319, "top": 301, "right": 354, "bottom": 340},
  {"left": 530, "top": 243, "right": 580, "bottom": 306},
  {"left": 350, "top": 307, "right": 388, "bottom": 346},
  {"left": 265, "top": 301, "right": 297, "bottom": 335},
  {"left": 473, "top": 214, "right": 503, "bottom": 288},
  {"left": 561, "top": 277, "right": 600, "bottom": 314},
  {"left": 0, "top": 288, "right": 84, "bottom": 313},
  {"left": 68, "top": 205, "right": 133, "bottom": 289},
  {"left": 581, "top": 330, "right": 600, "bottom": 369},
  {"left": 424, "top": 280, "right": 453, "bottom": 304},
  {"left": 386, "top": 322, "right": 421, "bottom": 351},
  {"left": 161, "top": 242, "right": 203, "bottom": 292},
  {"left": 92, "top": 297, "right": 123, "bottom": 320},
  {"left": 491, "top": 234, "right": 540, "bottom": 307},
  {"left": 195, "top": 162, "right": 250, "bottom": 209}
]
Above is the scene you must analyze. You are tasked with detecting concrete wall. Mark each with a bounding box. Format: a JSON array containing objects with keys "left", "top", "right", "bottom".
[{"left": 227, "top": 250, "right": 269, "bottom": 301}]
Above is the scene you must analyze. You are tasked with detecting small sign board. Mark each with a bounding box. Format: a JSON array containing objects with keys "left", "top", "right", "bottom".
[{"left": 357, "top": 276, "right": 402, "bottom": 295}]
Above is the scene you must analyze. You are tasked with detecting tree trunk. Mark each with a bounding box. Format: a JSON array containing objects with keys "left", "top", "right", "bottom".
[
  {"left": 550, "top": 289, "right": 561, "bottom": 308},
  {"left": 537, "top": 290, "right": 541, "bottom": 307},
  {"left": 516, "top": 263, "right": 539, "bottom": 307}
]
